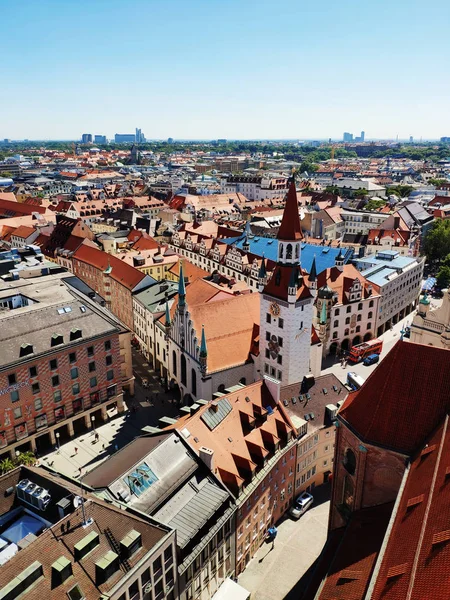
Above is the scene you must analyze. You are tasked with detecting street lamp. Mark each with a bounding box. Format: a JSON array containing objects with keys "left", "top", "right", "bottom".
[
  {"left": 55, "top": 432, "right": 60, "bottom": 452},
  {"left": 91, "top": 415, "right": 96, "bottom": 432}
]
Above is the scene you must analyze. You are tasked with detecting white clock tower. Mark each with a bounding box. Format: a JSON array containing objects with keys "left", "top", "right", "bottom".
[{"left": 259, "top": 176, "right": 314, "bottom": 386}]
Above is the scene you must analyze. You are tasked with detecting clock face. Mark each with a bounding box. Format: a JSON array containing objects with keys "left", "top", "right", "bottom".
[{"left": 270, "top": 302, "right": 280, "bottom": 317}]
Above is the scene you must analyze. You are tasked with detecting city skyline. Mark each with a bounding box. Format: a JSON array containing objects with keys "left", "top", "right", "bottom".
[{"left": 2, "top": 0, "right": 450, "bottom": 140}]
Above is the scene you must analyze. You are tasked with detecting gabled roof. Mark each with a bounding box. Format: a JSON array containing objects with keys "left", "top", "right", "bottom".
[
  {"left": 339, "top": 341, "right": 450, "bottom": 455},
  {"left": 73, "top": 245, "right": 152, "bottom": 290},
  {"left": 263, "top": 264, "right": 311, "bottom": 302},
  {"left": 11, "top": 225, "right": 36, "bottom": 239},
  {"left": 277, "top": 178, "right": 303, "bottom": 241}
]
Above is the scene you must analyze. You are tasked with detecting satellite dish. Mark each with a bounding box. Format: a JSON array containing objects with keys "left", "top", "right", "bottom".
[{"left": 73, "top": 495, "right": 83, "bottom": 508}]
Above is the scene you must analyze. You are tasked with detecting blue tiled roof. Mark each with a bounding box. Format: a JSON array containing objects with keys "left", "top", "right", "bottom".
[{"left": 222, "top": 236, "right": 354, "bottom": 274}]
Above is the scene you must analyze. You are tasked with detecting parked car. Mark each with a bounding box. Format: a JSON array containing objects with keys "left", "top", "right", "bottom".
[
  {"left": 289, "top": 492, "right": 314, "bottom": 520},
  {"left": 363, "top": 353, "right": 380, "bottom": 366}
]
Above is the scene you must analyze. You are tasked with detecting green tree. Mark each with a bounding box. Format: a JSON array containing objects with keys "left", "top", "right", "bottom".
[
  {"left": 429, "top": 178, "right": 448, "bottom": 187},
  {"left": 437, "top": 265, "right": 450, "bottom": 288},
  {"left": 0, "top": 171, "right": 12, "bottom": 178},
  {"left": 325, "top": 185, "right": 339, "bottom": 195},
  {"left": 386, "top": 185, "right": 414, "bottom": 198},
  {"left": 354, "top": 189, "right": 369, "bottom": 198},
  {"left": 298, "top": 161, "right": 318, "bottom": 174},
  {"left": 365, "top": 199, "right": 386, "bottom": 211},
  {"left": 15, "top": 451, "right": 36, "bottom": 467},
  {"left": 422, "top": 220, "right": 450, "bottom": 264},
  {"left": 0, "top": 457, "right": 15, "bottom": 475}
]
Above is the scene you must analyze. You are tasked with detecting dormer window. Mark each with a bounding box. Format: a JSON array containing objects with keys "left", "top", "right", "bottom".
[
  {"left": 51, "top": 334, "right": 64, "bottom": 347},
  {"left": 20, "top": 343, "right": 34, "bottom": 357}
]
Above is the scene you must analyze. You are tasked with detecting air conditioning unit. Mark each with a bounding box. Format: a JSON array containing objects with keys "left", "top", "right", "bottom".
[{"left": 16, "top": 479, "right": 30, "bottom": 500}]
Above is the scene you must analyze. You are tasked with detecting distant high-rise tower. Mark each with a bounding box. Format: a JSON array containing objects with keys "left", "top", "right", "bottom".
[
  {"left": 94, "top": 135, "right": 107, "bottom": 144},
  {"left": 135, "top": 128, "right": 145, "bottom": 143},
  {"left": 343, "top": 132, "right": 353, "bottom": 143},
  {"left": 81, "top": 133, "right": 92, "bottom": 144},
  {"left": 409, "top": 135, "right": 414, "bottom": 143},
  {"left": 360, "top": 130, "right": 365, "bottom": 142}
]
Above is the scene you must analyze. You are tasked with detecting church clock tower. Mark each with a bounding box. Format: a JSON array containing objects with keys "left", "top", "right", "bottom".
[{"left": 259, "top": 176, "right": 314, "bottom": 386}]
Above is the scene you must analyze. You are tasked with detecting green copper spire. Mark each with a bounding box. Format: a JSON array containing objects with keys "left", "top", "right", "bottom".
[
  {"left": 420, "top": 292, "right": 430, "bottom": 306},
  {"left": 309, "top": 254, "right": 317, "bottom": 282},
  {"left": 320, "top": 300, "right": 327, "bottom": 325},
  {"left": 200, "top": 325, "right": 207, "bottom": 357},
  {"left": 258, "top": 255, "right": 267, "bottom": 280},
  {"left": 178, "top": 261, "right": 186, "bottom": 307},
  {"left": 164, "top": 300, "right": 171, "bottom": 327}
]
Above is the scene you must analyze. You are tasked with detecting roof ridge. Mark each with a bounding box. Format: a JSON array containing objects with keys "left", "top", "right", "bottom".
[{"left": 405, "top": 415, "right": 449, "bottom": 599}]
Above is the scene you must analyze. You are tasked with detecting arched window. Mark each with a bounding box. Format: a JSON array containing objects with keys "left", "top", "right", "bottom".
[
  {"left": 345, "top": 317, "right": 350, "bottom": 325},
  {"left": 357, "top": 314, "right": 362, "bottom": 322},
  {"left": 358, "top": 303, "right": 363, "bottom": 311},
  {"left": 172, "top": 351, "right": 177, "bottom": 377},
  {"left": 344, "top": 448, "right": 356, "bottom": 475},
  {"left": 181, "top": 354, "right": 187, "bottom": 386},
  {"left": 333, "top": 320, "right": 339, "bottom": 328},
  {"left": 191, "top": 369, "right": 197, "bottom": 397},
  {"left": 332, "top": 332, "right": 338, "bottom": 339},
  {"left": 295, "top": 244, "right": 299, "bottom": 259},
  {"left": 279, "top": 245, "right": 283, "bottom": 259},
  {"left": 335, "top": 308, "right": 340, "bottom": 316},
  {"left": 345, "top": 328, "right": 349, "bottom": 336},
  {"left": 356, "top": 325, "right": 360, "bottom": 332},
  {"left": 286, "top": 244, "right": 293, "bottom": 259},
  {"left": 369, "top": 300, "right": 374, "bottom": 308},
  {"left": 368, "top": 311, "right": 373, "bottom": 319},
  {"left": 367, "top": 322, "right": 372, "bottom": 330}
]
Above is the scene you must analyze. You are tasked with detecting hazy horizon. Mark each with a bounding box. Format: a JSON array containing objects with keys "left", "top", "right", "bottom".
[{"left": 2, "top": 0, "right": 450, "bottom": 140}]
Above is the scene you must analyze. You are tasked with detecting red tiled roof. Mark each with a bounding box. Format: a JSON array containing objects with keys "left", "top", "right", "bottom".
[
  {"left": 339, "top": 341, "right": 450, "bottom": 454},
  {"left": 277, "top": 179, "right": 303, "bottom": 241},
  {"left": 0, "top": 199, "right": 46, "bottom": 217},
  {"left": 263, "top": 264, "right": 311, "bottom": 302},
  {"left": 317, "top": 503, "right": 394, "bottom": 600},
  {"left": 11, "top": 225, "right": 36, "bottom": 238},
  {"left": 73, "top": 244, "right": 148, "bottom": 290},
  {"left": 371, "top": 420, "right": 450, "bottom": 600}
]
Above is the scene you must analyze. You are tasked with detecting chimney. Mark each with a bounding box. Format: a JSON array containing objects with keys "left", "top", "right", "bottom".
[
  {"left": 199, "top": 446, "right": 214, "bottom": 472},
  {"left": 209, "top": 401, "right": 219, "bottom": 413}
]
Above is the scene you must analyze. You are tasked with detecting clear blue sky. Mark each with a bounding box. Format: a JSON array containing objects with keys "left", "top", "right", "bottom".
[{"left": 2, "top": 0, "right": 449, "bottom": 141}]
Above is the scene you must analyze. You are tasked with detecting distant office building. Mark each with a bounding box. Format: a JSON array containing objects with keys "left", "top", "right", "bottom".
[
  {"left": 81, "top": 133, "right": 92, "bottom": 143},
  {"left": 409, "top": 135, "right": 414, "bottom": 143},
  {"left": 441, "top": 136, "right": 450, "bottom": 143},
  {"left": 114, "top": 133, "right": 135, "bottom": 143},
  {"left": 94, "top": 134, "right": 107, "bottom": 144},
  {"left": 217, "top": 138, "right": 227, "bottom": 143},
  {"left": 135, "top": 128, "right": 145, "bottom": 143},
  {"left": 343, "top": 132, "right": 354, "bottom": 142},
  {"left": 167, "top": 137, "right": 174, "bottom": 144}
]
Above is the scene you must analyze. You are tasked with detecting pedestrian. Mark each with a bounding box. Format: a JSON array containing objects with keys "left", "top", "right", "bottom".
[
  {"left": 74, "top": 447, "right": 78, "bottom": 455},
  {"left": 95, "top": 432, "right": 99, "bottom": 443}
]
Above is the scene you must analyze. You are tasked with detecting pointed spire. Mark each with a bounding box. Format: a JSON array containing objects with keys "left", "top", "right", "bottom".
[
  {"left": 258, "top": 255, "right": 267, "bottom": 280},
  {"left": 320, "top": 300, "right": 327, "bottom": 325},
  {"left": 178, "top": 261, "right": 186, "bottom": 308},
  {"left": 164, "top": 300, "right": 171, "bottom": 327},
  {"left": 309, "top": 255, "right": 317, "bottom": 282},
  {"left": 200, "top": 325, "right": 207, "bottom": 357},
  {"left": 277, "top": 174, "right": 303, "bottom": 242}
]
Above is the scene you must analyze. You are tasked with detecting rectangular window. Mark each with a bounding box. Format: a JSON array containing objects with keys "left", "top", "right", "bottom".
[
  {"left": 87, "top": 346, "right": 94, "bottom": 357},
  {"left": 106, "top": 355, "right": 113, "bottom": 366},
  {"left": 277, "top": 355, "right": 282, "bottom": 365},
  {"left": 29, "top": 366, "right": 38, "bottom": 378},
  {"left": 105, "top": 340, "right": 111, "bottom": 351},
  {"left": 88, "top": 362, "right": 96, "bottom": 372},
  {"left": 14, "top": 406, "right": 22, "bottom": 419},
  {"left": 32, "top": 382, "right": 40, "bottom": 395},
  {"left": 72, "top": 383, "right": 80, "bottom": 395},
  {"left": 34, "top": 398, "right": 42, "bottom": 411},
  {"left": 266, "top": 313, "right": 271, "bottom": 323},
  {"left": 54, "top": 390, "right": 62, "bottom": 402},
  {"left": 90, "top": 377, "right": 97, "bottom": 388},
  {"left": 52, "top": 375, "right": 60, "bottom": 387},
  {"left": 10, "top": 390, "right": 19, "bottom": 403},
  {"left": 49, "top": 359, "right": 58, "bottom": 370},
  {"left": 71, "top": 367, "right": 78, "bottom": 379},
  {"left": 106, "top": 370, "right": 114, "bottom": 381},
  {"left": 266, "top": 331, "right": 270, "bottom": 341},
  {"left": 265, "top": 349, "right": 270, "bottom": 358},
  {"left": 278, "top": 317, "right": 284, "bottom": 329},
  {"left": 69, "top": 352, "right": 77, "bottom": 363},
  {"left": 8, "top": 373, "right": 16, "bottom": 386}
]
